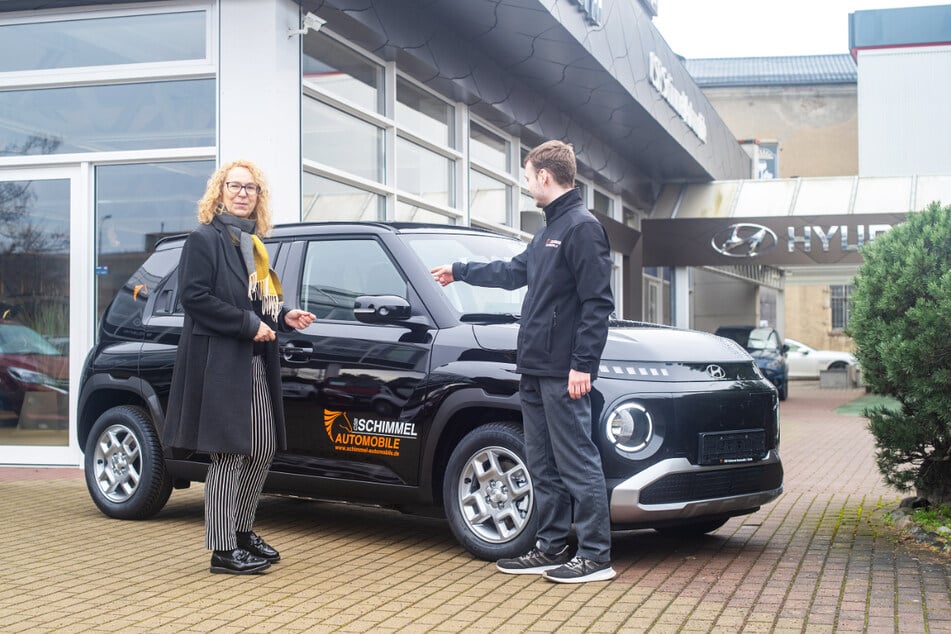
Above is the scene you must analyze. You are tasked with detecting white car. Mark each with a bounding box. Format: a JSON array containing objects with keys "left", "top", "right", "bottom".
[{"left": 785, "top": 338, "right": 857, "bottom": 379}]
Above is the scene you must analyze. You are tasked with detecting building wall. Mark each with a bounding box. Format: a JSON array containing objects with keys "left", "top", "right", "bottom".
[
  {"left": 701, "top": 85, "right": 858, "bottom": 178},
  {"left": 784, "top": 286, "right": 854, "bottom": 352},
  {"left": 858, "top": 46, "right": 951, "bottom": 177}
]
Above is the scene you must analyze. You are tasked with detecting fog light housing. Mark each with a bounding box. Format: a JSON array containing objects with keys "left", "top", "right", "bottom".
[{"left": 605, "top": 402, "right": 653, "bottom": 453}]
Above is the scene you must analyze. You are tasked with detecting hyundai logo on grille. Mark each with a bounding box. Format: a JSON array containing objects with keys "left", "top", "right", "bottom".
[
  {"left": 705, "top": 364, "right": 727, "bottom": 379},
  {"left": 711, "top": 223, "right": 778, "bottom": 258}
]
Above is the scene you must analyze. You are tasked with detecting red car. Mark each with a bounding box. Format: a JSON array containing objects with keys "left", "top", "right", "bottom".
[{"left": 0, "top": 321, "right": 68, "bottom": 429}]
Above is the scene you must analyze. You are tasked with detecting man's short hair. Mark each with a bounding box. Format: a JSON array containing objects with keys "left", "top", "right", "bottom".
[{"left": 525, "top": 140, "right": 576, "bottom": 187}]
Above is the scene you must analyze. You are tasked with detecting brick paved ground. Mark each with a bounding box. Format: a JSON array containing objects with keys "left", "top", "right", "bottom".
[{"left": 1, "top": 381, "right": 949, "bottom": 633}]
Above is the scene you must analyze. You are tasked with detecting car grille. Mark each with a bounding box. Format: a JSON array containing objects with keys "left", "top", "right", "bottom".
[{"left": 638, "top": 462, "right": 783, "bottom": 505}]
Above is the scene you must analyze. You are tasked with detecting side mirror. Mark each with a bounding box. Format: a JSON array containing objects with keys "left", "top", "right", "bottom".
[
  {"left": 354, "top": 295, "right": 412, "bottom": 324},
  {"left": 782, "top": 344, "right": 790, "bottom": 354}
]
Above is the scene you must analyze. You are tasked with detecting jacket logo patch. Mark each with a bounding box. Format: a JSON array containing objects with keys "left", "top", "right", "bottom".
[{"left": 545, "top": 239, "right": 561, "bottom": 248}]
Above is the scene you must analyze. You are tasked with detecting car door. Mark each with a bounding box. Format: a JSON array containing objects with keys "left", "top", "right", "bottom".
[
  {"left": 785, "top": 340, "right": 813, "bottom": 378},
  {"left": 275, "top": 236, "right": 432, "bottom": 488}
]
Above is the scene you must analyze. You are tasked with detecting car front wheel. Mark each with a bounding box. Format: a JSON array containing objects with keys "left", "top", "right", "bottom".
[
  {"left": 443, "top": 422, "right": 537, "bottom": 561},
  {"left": 84, "top": 405, "right": 172, "bottom": 519}
]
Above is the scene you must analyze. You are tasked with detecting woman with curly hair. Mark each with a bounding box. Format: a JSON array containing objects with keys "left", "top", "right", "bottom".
[{"left": 163, "top": 160, "right": 315, "bottom": 575}]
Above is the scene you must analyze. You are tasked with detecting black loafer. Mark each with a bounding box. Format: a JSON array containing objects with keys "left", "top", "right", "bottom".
[
  {"left": 236, "top": 531, "right": 281, "bottom": 563},
  {"left": 210, "top": 548, "right": 271, "bottom": 575}
]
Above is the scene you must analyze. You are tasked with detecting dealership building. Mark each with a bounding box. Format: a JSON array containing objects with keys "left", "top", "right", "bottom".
[{"left": 0, "top": 0, "right": 948, "bottom": 466}]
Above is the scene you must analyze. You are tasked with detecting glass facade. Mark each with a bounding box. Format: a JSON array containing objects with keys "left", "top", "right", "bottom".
[
  {"left": 0, "top": 5, "right": 214, "bottom": 463},
  {"left": 0, "top": 80, "right": 215, "bottom": 155},
  {"left": 0, "top": 178, "right": 70, "bottom": 445},
  {"left": 302, "top": 172, "right": 384, "bottom": 222}
]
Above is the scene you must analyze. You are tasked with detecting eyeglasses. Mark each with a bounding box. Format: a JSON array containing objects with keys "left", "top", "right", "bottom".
[{"left": 225, "top": 182, "right": 260, "bottom": 195}]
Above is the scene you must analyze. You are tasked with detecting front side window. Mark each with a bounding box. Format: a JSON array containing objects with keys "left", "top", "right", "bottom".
[
  {"left": 301, "top": 239, "right": 406, "bottom": 321},
  {"left": 403, "top": 232, "right": 526, "bottom": 316}
]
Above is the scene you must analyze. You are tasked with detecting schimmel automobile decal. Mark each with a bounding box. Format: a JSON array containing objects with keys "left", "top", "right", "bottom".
[{"left": 324, "top": 409, "right": 418, "bottom": 457}]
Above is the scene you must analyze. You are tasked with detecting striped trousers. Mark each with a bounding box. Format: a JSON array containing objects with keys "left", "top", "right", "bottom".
[{"left": 204, "top": 355, "right": 277, "bottom": 551}]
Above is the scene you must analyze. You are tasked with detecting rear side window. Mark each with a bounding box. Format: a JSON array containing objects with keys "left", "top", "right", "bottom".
[
  {"left": 301, "top": 239, "right": 406, "bottom": 321},
  {"left": 101, "top": 245, "right": 183, "bottom": 338}
]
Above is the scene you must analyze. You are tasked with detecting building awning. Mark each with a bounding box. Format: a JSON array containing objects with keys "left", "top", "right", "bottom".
[{"left": 644, "top": 175, "right": 951, "bottom": 285}]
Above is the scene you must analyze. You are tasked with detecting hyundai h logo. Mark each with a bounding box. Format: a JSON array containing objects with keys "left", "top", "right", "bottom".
[
  {"left": 712, "top": 223, "right": 778, "bottom": 258},
  {"left": 705, "top": 364, "right": 727, "bottom": 379}
]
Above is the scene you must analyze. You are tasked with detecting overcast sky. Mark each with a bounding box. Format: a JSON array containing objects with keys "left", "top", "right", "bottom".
[{"left": 652, "top": 0, "right": 951, "bottom": 59}]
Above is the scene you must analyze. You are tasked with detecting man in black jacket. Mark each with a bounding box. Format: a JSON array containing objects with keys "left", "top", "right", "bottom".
[{"left": 431, "top": 140, "right": 616, "bottom": 583}]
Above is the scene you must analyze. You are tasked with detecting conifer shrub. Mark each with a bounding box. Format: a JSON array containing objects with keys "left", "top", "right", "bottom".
[{"left": 847, "top": 201, "right": 951, "bottom": 505}]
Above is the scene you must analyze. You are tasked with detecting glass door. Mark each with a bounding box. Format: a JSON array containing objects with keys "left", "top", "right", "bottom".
[{"left": 0, "top": 167, "right": 85, "bottom": 465}]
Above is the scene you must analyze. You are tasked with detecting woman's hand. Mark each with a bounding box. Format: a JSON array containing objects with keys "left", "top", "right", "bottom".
[
  {"left": 285, "top": 309, "right": 317, "bottom": 330},
  {"left": 253, "top": 322, "right": 276, "bottom": 342}
]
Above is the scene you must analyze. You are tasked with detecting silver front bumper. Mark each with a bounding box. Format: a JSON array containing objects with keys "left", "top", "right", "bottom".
[{"left": 609, "top": 450, "right": 783, "bottom": 525}]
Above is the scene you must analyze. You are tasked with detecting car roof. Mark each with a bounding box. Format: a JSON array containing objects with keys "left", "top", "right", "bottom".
[{"left": 153, "top": 221, "right": 512, "bottom": 250}]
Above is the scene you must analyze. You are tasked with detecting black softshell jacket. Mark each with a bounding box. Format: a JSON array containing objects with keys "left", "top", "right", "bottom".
[{"left": 452, "top": 189, "right": 614, "bottom": 379}]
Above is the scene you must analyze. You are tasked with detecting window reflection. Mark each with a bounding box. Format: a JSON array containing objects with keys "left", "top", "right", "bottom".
[
  {"left": 303, "top": 31, "right": 383, "bottom": 112},
  {"left": 397, "top": 138, "right": 452, "bottom": 206},
  {"left": 0, "top": 80, "right": 215, "bottom": 155},
  {"left": 0, "top": 179, "right": 69, "bottom": 445},
  {"left": 302, "top": 98, "right": 384, "bottom": 183},
  {"left": 470, "top": 122, "right": 509, "bottom": 172},
  {"left": 395, "top": 201, "right": 454, "bottom": 224},
  {"left": 302, "top": 173, "right": 384, "bottom": 222},
  {"left": 469, "top": 169, "right": 509, "bottom": 226},
  {"left": 0, "top": 11, "right": 206, "bottom": 72},
  {"left": 95, "top": 161, "right": 214, "bottom": 324},
  {"left": 396, "top": 77, "right": 453, "bottom": 147}
]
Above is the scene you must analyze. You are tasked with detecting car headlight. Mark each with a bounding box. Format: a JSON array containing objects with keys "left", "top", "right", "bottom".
[
  {"left": 605, "top": 402, "right": 653, "bottom": 453},
  {"left": 7, "top": 367, "right": 66, "bottom": 393}
]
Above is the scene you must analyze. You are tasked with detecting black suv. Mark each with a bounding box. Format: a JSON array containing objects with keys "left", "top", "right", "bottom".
[{"left": 79, "top": 222, "right": 783, "bottom": 560}]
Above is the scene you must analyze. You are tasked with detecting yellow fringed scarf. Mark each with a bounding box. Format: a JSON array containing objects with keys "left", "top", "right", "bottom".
[{"left": 248, "top": 234, "right": 283, "bottom": 321}]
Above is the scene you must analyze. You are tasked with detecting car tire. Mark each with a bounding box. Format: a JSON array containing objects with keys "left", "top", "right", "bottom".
[
  {"left": 655, "top": 518, "right": 728, "bottom": 537},
  {"left": 443, "top": 422, "right": 537, "bottom": 561},
  {"left": 84, "top": 405, "right": 172, "bottom": 520}
]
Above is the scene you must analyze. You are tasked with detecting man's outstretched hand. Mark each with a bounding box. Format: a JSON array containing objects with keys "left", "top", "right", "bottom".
[{"left": 431, "top": 265, "right": 454, "bottom": 286}]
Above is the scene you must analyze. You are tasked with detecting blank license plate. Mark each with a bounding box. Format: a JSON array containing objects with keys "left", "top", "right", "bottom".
[{"left": 698, "top": 430, "right": 766, "bottom": 465}]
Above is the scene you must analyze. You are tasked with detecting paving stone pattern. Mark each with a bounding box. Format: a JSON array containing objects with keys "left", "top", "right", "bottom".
[{"left": 1, "top": 382, "right": 949, "bottom": 632}]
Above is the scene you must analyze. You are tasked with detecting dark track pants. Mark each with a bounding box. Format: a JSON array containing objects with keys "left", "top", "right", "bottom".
[{"left": 519, "top": 373, "right": 612, "bottom": 562}]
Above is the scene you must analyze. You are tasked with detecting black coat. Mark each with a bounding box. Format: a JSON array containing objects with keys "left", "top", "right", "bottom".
[
  {"left": 162, "top": 218, "right": 289, "bottom": 455},
  {"left": 453, "top": 189, "right": 614, "bottom": 379}
]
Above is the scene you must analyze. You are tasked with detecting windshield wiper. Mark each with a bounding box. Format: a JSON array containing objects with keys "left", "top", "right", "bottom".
[{"left": 459, "top": 313, "right": 521, "bottom": 323}]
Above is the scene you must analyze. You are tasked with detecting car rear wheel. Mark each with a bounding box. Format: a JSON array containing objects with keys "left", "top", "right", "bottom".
[
  {"left": 443, "top": 422, "right": 537, "bottom": 561},
  {"left": 84, "top": 405, "right": 172, "bottom": 519}
]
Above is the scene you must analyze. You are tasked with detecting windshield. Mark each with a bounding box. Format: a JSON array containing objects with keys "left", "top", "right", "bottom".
[
  {"left": 0, "top": 322, "right": 61, "bottom": 355},
  {"left": 402, "top": 232, "right": 527, "bottom": 316}
]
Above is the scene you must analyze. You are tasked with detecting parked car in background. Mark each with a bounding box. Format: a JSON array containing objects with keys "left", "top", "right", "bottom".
[
  {"left": 0, "top": 320, "right": 69, "bottom": 428},
  {"left": 714, "top": 325, "right": 788, "bottom": 401},
  {"left": 784, "top": 338, "right": 857, "bottom": 379}
]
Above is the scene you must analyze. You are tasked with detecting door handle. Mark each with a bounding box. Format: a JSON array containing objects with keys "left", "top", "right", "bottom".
[{"left": 280, "top": 342, "right": 313, "bottom": 360}]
